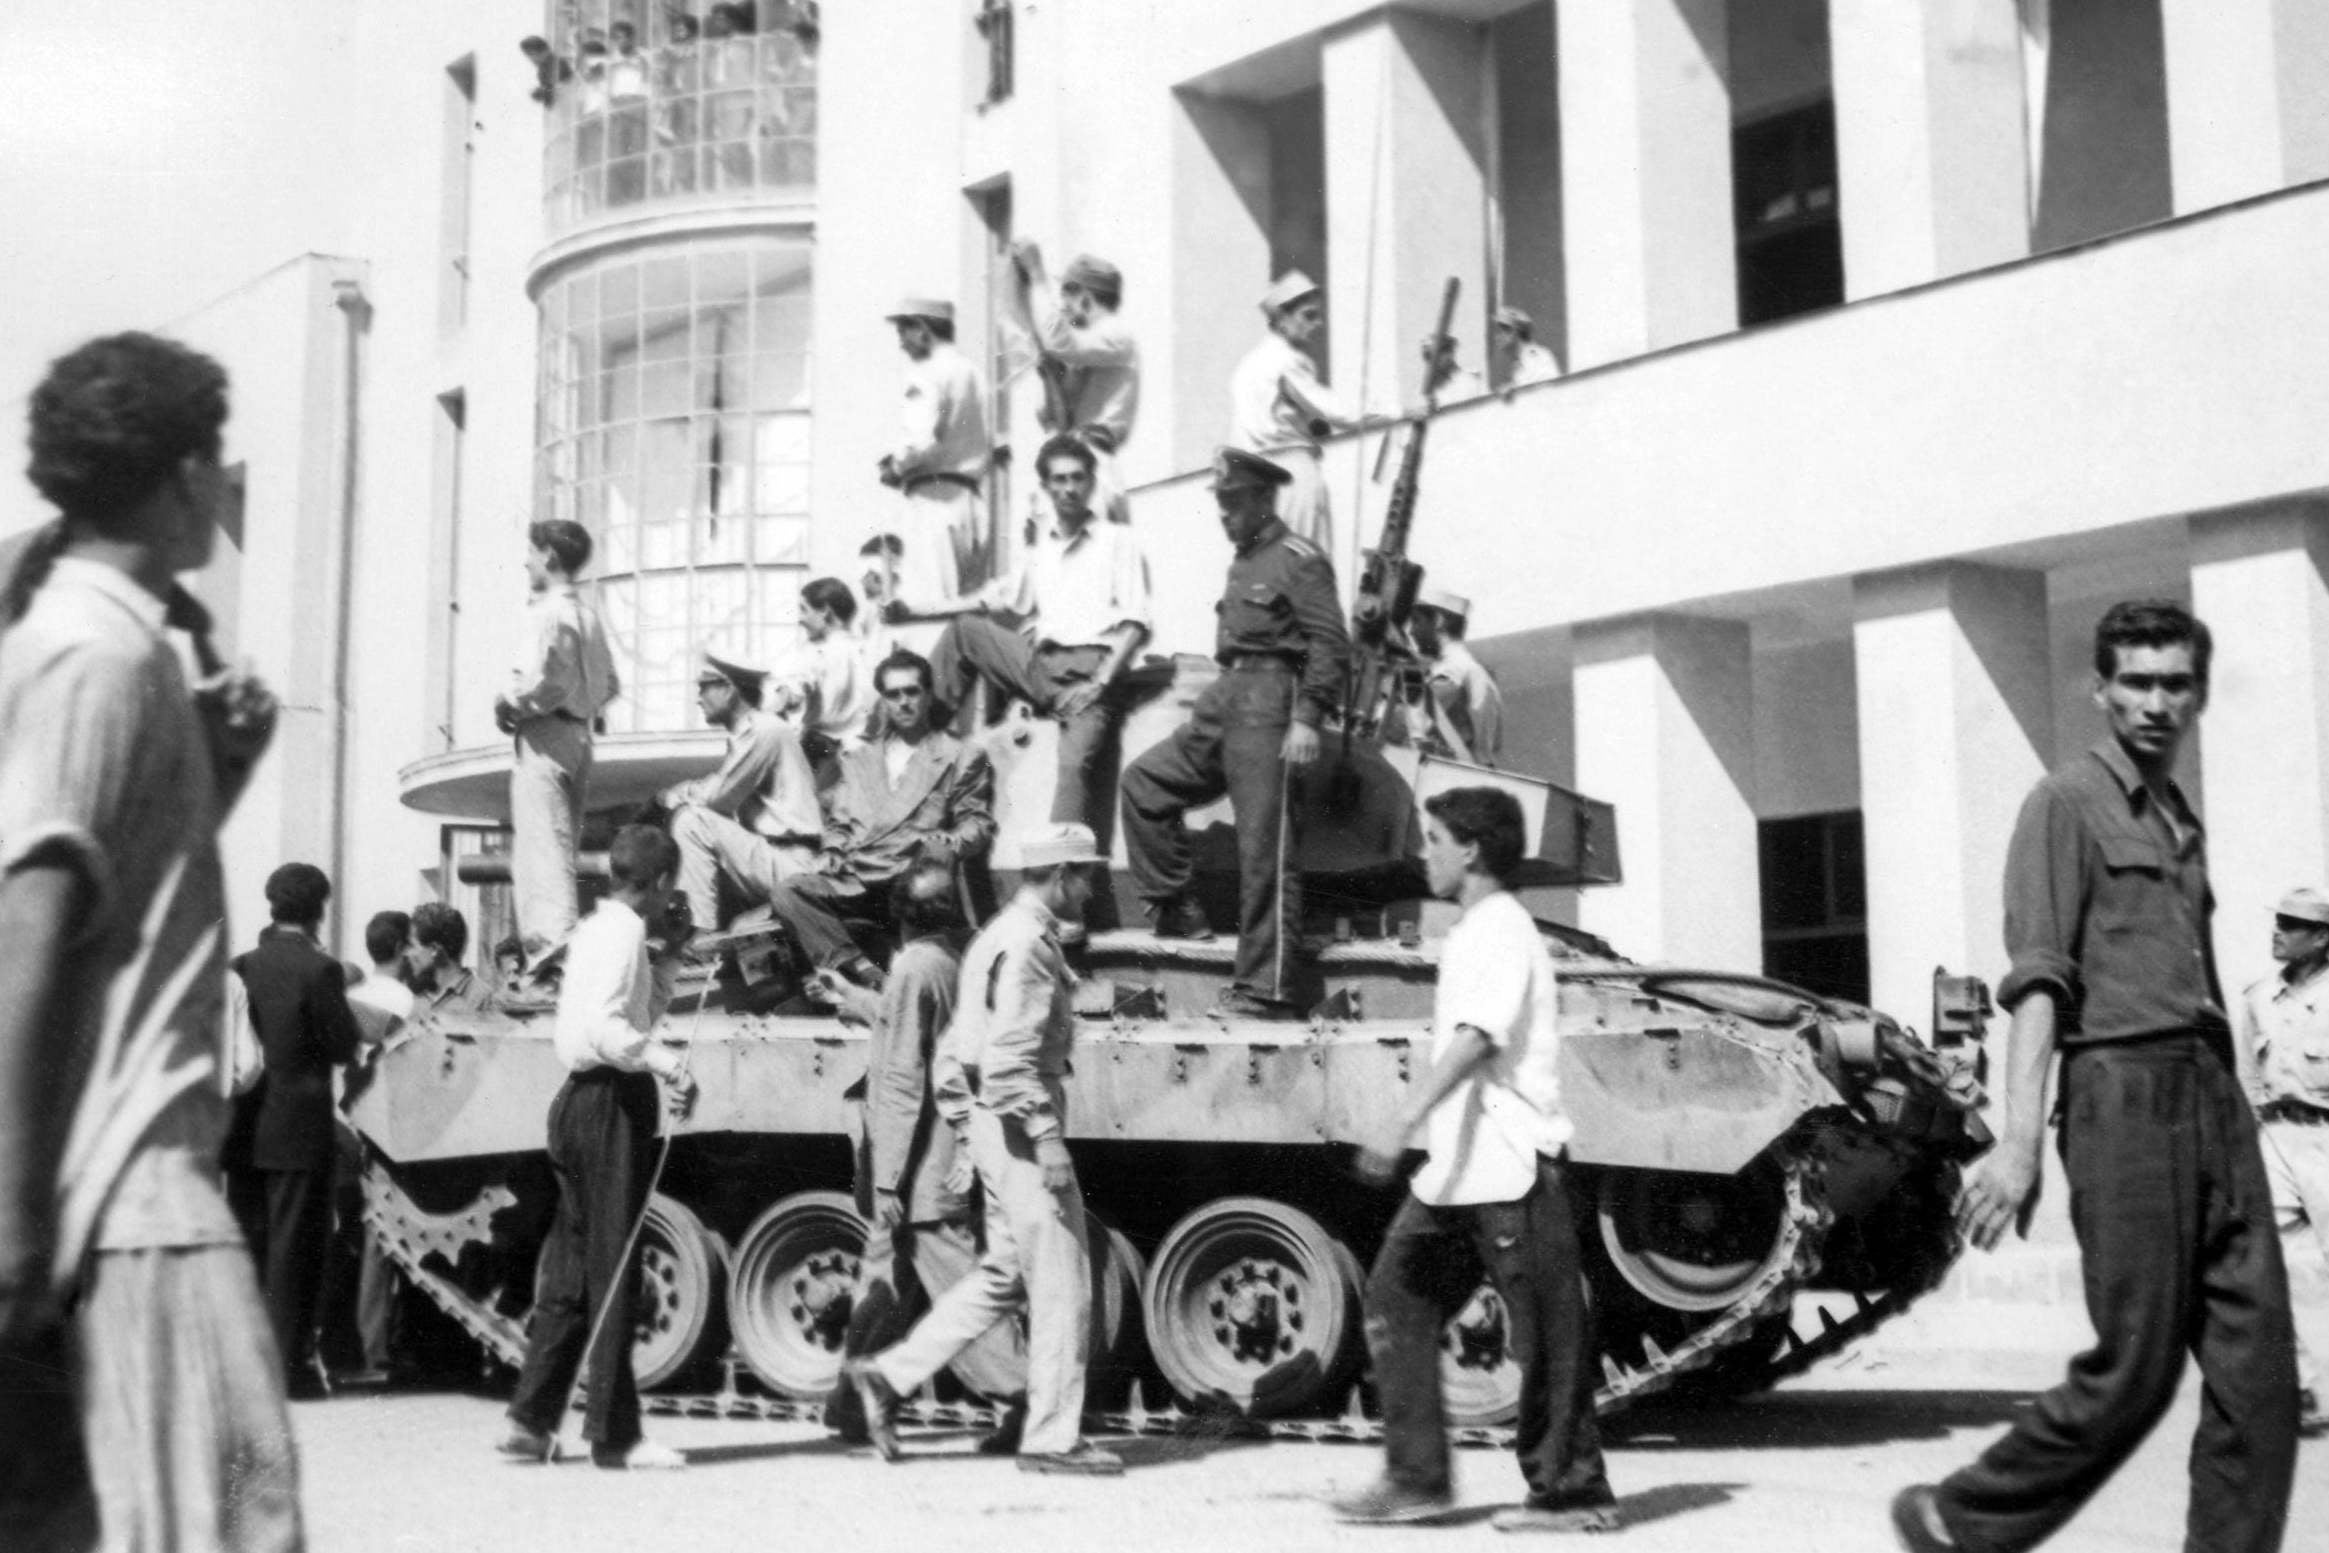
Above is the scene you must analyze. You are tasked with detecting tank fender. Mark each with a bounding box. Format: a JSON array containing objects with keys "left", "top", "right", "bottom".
[{"left": 1557, "top": 1027, "right": 1813, "bottom": 1175}]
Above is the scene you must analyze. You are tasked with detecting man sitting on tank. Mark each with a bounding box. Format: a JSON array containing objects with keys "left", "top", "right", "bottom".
[
  {"left": 763, "top": 647, "right": 994, "bottom": 992},
  {"left": 660, "top": 648, "right": 823, "bottom": 940}
]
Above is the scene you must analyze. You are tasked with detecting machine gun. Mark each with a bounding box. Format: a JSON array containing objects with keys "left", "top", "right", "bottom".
[{"left": 1343, "top": 276, "right": 1460, "bottom": 739}]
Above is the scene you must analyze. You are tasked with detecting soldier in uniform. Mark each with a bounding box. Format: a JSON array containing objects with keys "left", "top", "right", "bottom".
[{"left": 1120, "top": 448, "right": 1351, "bottom": 1019}]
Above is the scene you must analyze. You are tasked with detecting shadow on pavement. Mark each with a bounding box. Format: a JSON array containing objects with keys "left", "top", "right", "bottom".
[
  {"left": 1608, "top": 1390, "right": 2033, "bottom": 1451},
  {"left": 1610, "top": 1480, "right": 1740, "bottom": 1527},
  {"left": 677, "top": 1436, "right": 871, "bottom": 1468}
]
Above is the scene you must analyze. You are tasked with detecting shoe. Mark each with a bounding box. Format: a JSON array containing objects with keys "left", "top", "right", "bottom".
[
  {"left": 1491, "top": 1496, "right": 1621, "bottom": 1534},
  {"left": 1216, "top": 986, "right": 1302, "bottom": 1021},
  {"left": 976, "top": 1400, "right": 1028, "bottom": 1456},
  {"left": 1016, "top": 1442, "right": 1125, "bottom": 1476},
  {"left": 1146, "top": 897, "right": 1213, "bottom": 941},
  {"left": 591, "top": 1439, "right": 686, "bottom": 1471},
  {"left": 1889, "top": 1485, "right": 1958, "bottom": 1552},
  {"left": 844, "top": 1359, "right": 903, "bottom": 1462},
  {"left": 2301, "top": 1390, "right": 2329, "bottom": 1439},
  {"left": 1329, "top": 1477, "right": 1454, "bottom": 1525},
  {"left": 494, "top": 1423, "right": 559, "bottom": 1465}
]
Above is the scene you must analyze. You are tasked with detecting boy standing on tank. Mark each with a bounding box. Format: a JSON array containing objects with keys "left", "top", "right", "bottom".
[{"left": 1337, "top": 785, "right": 1617, "bottom": 1531}]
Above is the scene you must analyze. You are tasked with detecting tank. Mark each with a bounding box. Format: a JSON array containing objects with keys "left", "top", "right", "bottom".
[{"left": 352, "top": 658, "right": 1993, "bottom": 1438}]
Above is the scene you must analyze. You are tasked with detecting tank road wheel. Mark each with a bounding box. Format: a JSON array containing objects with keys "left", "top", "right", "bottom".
[
  {"left": 632, "top": 1195, "right": 731, "bottom": 1391},
  {"left": 1441, "top": 1281, "right": 1523, "bottom": 1427},
  {"left": 1142, "top": 1197, "right": 1361, "bottom": 1417},
  {"left": 728, "top": 1191, "right": 867, "bottom": 1399},
  {"left": 1595, "top": 1159, "right": 1793, "bottom": 1314},
  {"left": 1086, "top": 1213, "right": 1149, "bottom": 1408}
]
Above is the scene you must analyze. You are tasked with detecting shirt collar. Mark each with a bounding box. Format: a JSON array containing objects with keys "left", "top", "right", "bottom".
[
  {"left": 1048, "top": 517, "right": 1096, "bottom": 551},
  {"left": 1237, "top": 518, "right": 1288, "bottom": 558},
  {"left": 2089, "top": 737, "right": 2195, "bottom": 825},
  {"left": 45, "top": 556, "right": 170, "bottom": 634},
  {"left": 1010, "top": 888, "right": 1061, "bottom": 940}
]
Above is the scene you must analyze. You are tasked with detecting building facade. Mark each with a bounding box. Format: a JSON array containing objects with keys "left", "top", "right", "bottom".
[{"left": 160, "top": 0, "right": 2329, "bottom": 1035}]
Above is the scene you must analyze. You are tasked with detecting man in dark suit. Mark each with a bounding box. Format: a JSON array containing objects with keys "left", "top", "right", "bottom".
[
  {"left": 226, "top": 862, "right": 363, "bottom": 1399},
  {"left": 765, "top": 648, "right": 994, "bottom": 989}
]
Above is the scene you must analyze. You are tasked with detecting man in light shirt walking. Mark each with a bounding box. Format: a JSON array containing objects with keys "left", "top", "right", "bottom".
[
  {"left": 1339, "top": 786, "right": 1617, "bottom": 1532},
  {"left": 497, "top": 825, "right": 698, "bottom": 1471}
]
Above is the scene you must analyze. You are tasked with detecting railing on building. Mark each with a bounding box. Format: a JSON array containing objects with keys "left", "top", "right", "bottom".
[{"left": 538, "top": 0, "right": 819, "bottom": 233}]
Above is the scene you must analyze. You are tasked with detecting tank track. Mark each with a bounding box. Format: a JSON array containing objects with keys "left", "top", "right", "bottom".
[{"left": 364, "top": 1149, "right": 1856, "bottom": 1449}]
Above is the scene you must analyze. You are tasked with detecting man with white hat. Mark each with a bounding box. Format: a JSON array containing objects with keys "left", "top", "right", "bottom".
[
  {"left": 2238, "top": 886, "right": 2329, "bottom": 1438},
  {"left": 878, "top": 298, "right": 990, "bottom": 606},
  {"left": 660, "top": 646, "right": 823, "bottom": 936},
  {"left": 1012, "top": 241, "right": 1139, "bottom": 526},
  {"left": 845, "top": 822, "right": 1124, "bottom": 1476},
  {"left": 1492, "top": 306, "right": 1562, "bottom": 389},
  {"left": 1409, "top": 584, "right": 1503, "bottom": 767},
  {"left": 1227, "top": 271, "right": 1394, "bottom": 552}
]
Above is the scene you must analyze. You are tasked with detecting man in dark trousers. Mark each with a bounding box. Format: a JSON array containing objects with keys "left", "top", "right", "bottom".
[
  {"left": 229, "top": 861, "right": 363, "bottom": 1399},
  {"left": 1893, "top": 600, "right": 2297, "bottom": 1553},
  {"left": 498, "top": 824, "right": 698, "bottom": 1470},
  {"left": 1120, "top": 447, "right": 1350, "bottom": 1018}
]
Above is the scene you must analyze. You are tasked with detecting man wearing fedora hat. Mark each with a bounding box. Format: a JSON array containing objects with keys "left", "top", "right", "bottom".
[
  {"left": 1121, "top": 447, "right": 1350, "bottom": 1020},
  {"left": 661, "top": 647, "right": 823, "bottom": 938},
  {"left": 1409, "top": 584, "right": 1502, "bottom": 767},
  {"left": 1227, "top": 271, "right": 1395, "bottom": 552},
  {"left": 1012, "top": 241, "right": 1139, "bottom": 527},
  {"left": 879, "top": 298, "right": 991, "bottom": 608},
  {"left": 2238, "top": 886, "right": 2329, "bottom": 1438},
  {"left": 846, "top": 822, "right": 1123, "bottom": 1476}
]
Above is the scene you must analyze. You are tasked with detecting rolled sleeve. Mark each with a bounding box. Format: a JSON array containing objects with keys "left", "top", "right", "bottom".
[{"left": 1997, "top": 781, "right": 2086, "bottom": 1015}]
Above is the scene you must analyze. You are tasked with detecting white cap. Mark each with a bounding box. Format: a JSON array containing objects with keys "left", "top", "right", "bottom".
[
  {"left": 1417, "top": 584, "right": 1471, "bottom": 621},
  {"left": 1261, "top": 270, "right": 1321, "bottom": 315},
  {"left": 1018, "top": 821, "right": 1103, "bottom": 869}
]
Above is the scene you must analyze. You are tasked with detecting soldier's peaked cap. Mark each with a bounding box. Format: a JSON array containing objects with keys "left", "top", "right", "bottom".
[
  {"left": 700, "top": 648, "right": 768, "bottom": 686},
  {"left": 884, "top": 297, "right": 955, "bottom": 325},
  {"left": 2277, "top": 887, "right": 2329, "bottom": 926},
  {"left": 1210, "top": 447, "right": 1294, "bottom": 490}
]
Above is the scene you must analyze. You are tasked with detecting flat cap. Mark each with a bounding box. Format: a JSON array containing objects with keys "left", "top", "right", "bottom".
[
  {"left": 2278, "top": 887, "right": 2329, "bottom": 926},
  {"left": 1261, "top": 270, "right": 1321, "bottom": 315},
  {"left": 884, "top": 297, "right": 955, "bottom": 325},
  {"left": 700, "top": 648, "right": 768, "bottom": 687},
  {"left": 1061, "top": 254, "right": 1123, "bottom": 301},
  {"left": 1417, "top": 583, "right": 1471, "bottom": 621},
  {"left": 1018, "top": 821, "right": 1103, "bottom": 869},
  {"left": 1210, "top": 446, "right": 1294, "bottom": 491}
]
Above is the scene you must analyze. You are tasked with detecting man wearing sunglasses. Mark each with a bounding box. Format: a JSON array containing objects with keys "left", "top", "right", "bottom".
[
  {"left": 661, "top": 649, "right": 821, "bottom": 938},
  {"left": 765, "top": 648, "right": 993, "bottom": 991}
]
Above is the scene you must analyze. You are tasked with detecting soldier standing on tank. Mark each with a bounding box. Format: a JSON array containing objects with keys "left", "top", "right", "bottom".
[
  {"left": 846, "top": 822, "right": 1123, "bottom": 1476},
  {"left": 1337, "top": 786, "right": 1618, "bottom": 1531},
  {"left": 821, "top": 859, "right": 1027, "bottom": 1450},
  {"left": 1120, "top": 447, "right": 1349, "bottom": 1019},
  {"left": 1893, "top": 600, "right": 2297, "bottom": 1553}
]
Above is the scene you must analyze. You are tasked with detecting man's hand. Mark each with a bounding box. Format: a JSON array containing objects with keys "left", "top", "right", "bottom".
[
  {"left": 943, "top": 1147, "right": 976, "bottom": 1201},
  {"left": 1281, "top": 721, "right": 1322, "bottom": 770},
  {"left": 1011, "top": 238, "right": 1045, "bottom": 278},
  {"left": 1052, "top": 680, "right": 1103, "bottom": 719},
  {"left": 1034, "top": 1135, "right": 1075, "bottom": 1192},
  {"left": 1353, "top": 1115, "right": 1412, "bottom": 1188},
  {"left": 493, "top": 694, "right": 520, "bottom": 736},
  {"left": 660, "top": 1067, "right": 698, "bottom": 1125},
  {"left": 1955, "top": 1147, "right": 2041, "bottom": 1251},
  {"left": 873, "top": 1187, "right": 905, "bottom": 1232},
  {"left": 195, "top": 662, "right": 279, "bottom": 767}
]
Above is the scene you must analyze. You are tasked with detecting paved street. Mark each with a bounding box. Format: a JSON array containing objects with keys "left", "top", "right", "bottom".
[{"left": 291, "top": 1363, "right": 2329, "bottom": 1552}]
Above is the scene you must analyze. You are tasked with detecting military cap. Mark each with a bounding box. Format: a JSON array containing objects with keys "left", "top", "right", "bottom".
[
  {"left": 2277, "top": 887, "right": 2329, "bottom": 926},
  {"left": 1417, "top": 583, "right": 1471, "bottom": 622},
  {"left": 698, "top": 648, "right": 768, "bottom": 688},
  {"left": 1209, "top": 446, "right": 1294, "bottom": 491},
  {"left": 1018, "top": 821, "right": 1103, "bottom": 869},
  {"left": 1261, "top": 270, "right": 1321, "bottom": 315},
  {"left": 884, "top": 297, "right": 955, "bottom": 326},
  {"left": 1061, "top": 254, "right": 1123, "bottom": 304}
]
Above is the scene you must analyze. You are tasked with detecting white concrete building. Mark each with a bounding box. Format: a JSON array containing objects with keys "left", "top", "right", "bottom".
[{"left": 139, "top": 0, "right": 2329, "bottom": 1030}]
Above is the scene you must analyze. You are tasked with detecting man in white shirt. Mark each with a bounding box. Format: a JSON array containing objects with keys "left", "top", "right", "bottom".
[
  {"left": 1492, "top": 306, "right": 1563, "bottom": 390},
  {"left": 910, "top": 435, "right": 1150, "bottom": 873},
  {"left": 878, "top": 299, "right": 991, "bottom": 605},
  {"left": 1012, "top": 243, "right": 1139, "bottom": 527},
  {"left": 1340, "top": 786, "right": 1616, "bottom": 1531},
  {"left": 496, "top": 519, "right": 620, "bottom": 965},
  {"left": 771, "top": 577, "right": 875, "bottom": 771},
  {"left": 498, "top": 825, "right": 698, "bottom": 1471},
  {"left": 337, "top": 909, "right": 416, "bottom": 1386},
  {"left": 662, "top": 648, "right": 822, "bottom": 935},
  {"left": 1409, "top": 585, "right": 1504, "bottom": 767},
  {"left": 1228, "top": 271, "right": 1394, "bottom": 552}
]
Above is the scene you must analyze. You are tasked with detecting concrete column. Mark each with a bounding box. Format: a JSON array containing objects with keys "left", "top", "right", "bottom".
[
  {"left": 1555, "top": 0, "right": 1735, "bottom": 369},
  {"left": 2190, "top": 501, "right": 2329, "bottom": 999},
  {"left": 2162, "top": 0, "right": 2329, "bottom": 213},
  {"left": 1828, "top": 0, "right": 2032, "bottom": 298},
  {"left": 1172, "top": 95, "right": 1275, "bottom": 474},
  {"left": 1851, "top": 564, "right": 2052, "bottom": 1033},
  {"left": 1573, "top": 614, "right": 1759, "bottom": 968},
  {"left": 1321, "top": 11, "right": 1490, "bottom": 418}
]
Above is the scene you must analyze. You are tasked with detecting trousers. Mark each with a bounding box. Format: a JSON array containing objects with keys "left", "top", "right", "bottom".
[
  {"left": 827, "top": 1211, "right": 1030, "bottom": 1434},
  {"left": 1366, "top": 1156, "right": 1611, "bottom": 1507},
  {"left": 897, "top": 482, "right": 983, "bottom": 605},
  {"left": 1938, "top": 1032, "right": 2297, "bottom": 1553},
  {"left": 507, "top": 1068, "right": 659, "bottom": 1449},
  {"left": 767, "top": 871, "right": 889, "bottom": 970},
  {"left": 1121, "top": 661, "right": 1301, "bottom": 1000},
  {"left": 510, "top": 715, "right": 592, "bottom": 954},
  {"left": 668, "top": 804, "right": 817, "bottom": 933},
  {"left": 233, "top": 1164, "right": 331, "bottom": 1376},
  {"left": 873, "top": 1101, "right": 1092, "bottom": 1456},
  {"left": 2259, "top": 1113, "right": 2329, "bottom": 1397},
  {"left": 929, "top": 619, "right": 1128, "bottom": 850}
]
